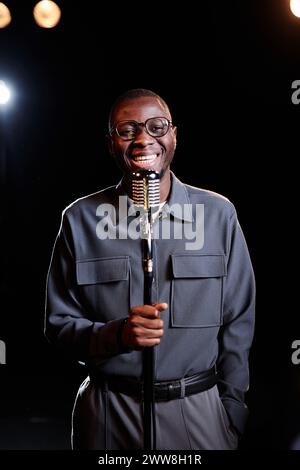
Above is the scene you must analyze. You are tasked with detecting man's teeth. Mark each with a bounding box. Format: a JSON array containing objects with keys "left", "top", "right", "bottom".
[{"left": 133, "top": 154, "right": 157, "bottom": 162}]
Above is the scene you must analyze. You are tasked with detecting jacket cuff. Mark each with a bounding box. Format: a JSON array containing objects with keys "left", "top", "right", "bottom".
[
  {"left": 221, "top": 397, "right": 249, "bottom": 436},
  {"left": 116, "top": 317, "right": 132, "bottom": 353},
  {"left": 89, "top": 317, "right": 131, "bottom": 360}
]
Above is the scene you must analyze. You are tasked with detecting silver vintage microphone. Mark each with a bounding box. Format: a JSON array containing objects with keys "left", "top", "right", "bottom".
[
  {"left": 132, "top": 170, "right": 160, "bottom": 211},
  {"left": 131, "top": 169, "right": 160, "bottom": 450},
  {"left": 132, "top": 170, "right": 160, "bottom": 273}
]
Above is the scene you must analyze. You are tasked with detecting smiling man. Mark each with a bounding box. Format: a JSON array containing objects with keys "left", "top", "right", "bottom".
[
  {"left": 107, "top": 91, "right": 176, "bottom": 203},
  {"left": 45, "top": 88, "right": 255, "bottom": 450}
]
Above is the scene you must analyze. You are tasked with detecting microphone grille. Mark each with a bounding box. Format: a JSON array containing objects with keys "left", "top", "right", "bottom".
[{"left": 131, "top": 170, "right": 160, "bottom": 209}]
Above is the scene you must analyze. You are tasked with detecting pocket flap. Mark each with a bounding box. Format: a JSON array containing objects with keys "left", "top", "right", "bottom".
[
  {"left": 171, "top": 254, "right": 226, "bottom": 278},
  {"left": 76, "top": 256, "right": 129, "bottom": 285}
]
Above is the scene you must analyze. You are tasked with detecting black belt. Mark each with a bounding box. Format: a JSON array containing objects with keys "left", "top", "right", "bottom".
[{"left": 90, "top": 367, "right": 218, "bottom": 402}]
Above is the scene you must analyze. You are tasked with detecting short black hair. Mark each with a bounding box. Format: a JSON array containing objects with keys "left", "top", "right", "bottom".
[{"left": 108, "top": 88, "right": 170, "bottom": 128}]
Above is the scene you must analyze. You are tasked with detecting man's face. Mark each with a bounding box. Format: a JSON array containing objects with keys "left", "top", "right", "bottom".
[{"left": 108, "top": 96, "right": 177, "bottom": 181}]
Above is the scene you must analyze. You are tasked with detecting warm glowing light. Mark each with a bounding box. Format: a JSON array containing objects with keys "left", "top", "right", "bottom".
[
  {"left": 290, "top": 0, "right": 300, "bottom": 18},
  {"left": 0, "top": 80, "right": 10, "bottom": 105},
  {"left": 33, "top": 0, "right": 61, "bottom": 28},
  {"left": 0, "top": 2, "right": 11, "bottom": 28}
]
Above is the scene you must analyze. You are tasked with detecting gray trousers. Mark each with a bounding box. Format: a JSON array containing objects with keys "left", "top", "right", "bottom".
[{"left": 72, "top": 377, "right": 238, "bottom": 450}]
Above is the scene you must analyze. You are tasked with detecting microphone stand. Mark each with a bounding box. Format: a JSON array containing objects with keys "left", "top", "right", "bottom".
[
  {"left": 131, "top": 170, "right": 159, "bottom": 450},
  {"left": 142, "top": 209, "right": 156, "bottom": 450}
]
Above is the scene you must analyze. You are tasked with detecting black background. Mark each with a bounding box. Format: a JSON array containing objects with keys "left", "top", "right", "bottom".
[{"left": 0, "top": 0, "right": 300, "bottom": 450}]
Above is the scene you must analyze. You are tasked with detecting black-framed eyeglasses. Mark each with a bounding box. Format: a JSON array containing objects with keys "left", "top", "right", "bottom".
[{"left": 109, "top": 117, "right": 173, "bottom": 141}]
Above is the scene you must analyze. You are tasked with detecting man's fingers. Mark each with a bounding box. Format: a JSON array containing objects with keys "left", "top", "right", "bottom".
[
  {"left": 128, "top": 316, "right": 163, "bottom": 330},
  {"left": 130, "top": 303, "right": 168, "bottom": 318},
  {"left": 132, "top": 326, "right": 164, "bottom": 338},
  {"left": 124, "top": 303, "right": 168, "bottom": 349},
  {"left": 153, "top": 302, "right": 168, "bottom": 311},
  {"left": 134, "top": 337, "right": 161, "bottom": 348}
]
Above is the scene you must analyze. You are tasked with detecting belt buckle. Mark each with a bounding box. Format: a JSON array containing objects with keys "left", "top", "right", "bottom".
[{"left": 167, "top": 381, "right": 179, "bottom": 400}]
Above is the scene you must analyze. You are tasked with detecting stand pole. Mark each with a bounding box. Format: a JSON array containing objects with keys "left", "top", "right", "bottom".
[{"left": 142, "top": 216, "right": 156, "bottom": 450}]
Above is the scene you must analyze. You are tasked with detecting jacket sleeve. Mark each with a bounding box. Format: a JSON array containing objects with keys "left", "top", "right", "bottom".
[
  {"left": 217, "top": 209, "right": 256, "bottom": 436},
  {"left": 44, "top": 211, "right": 129, "bottom": 366}
]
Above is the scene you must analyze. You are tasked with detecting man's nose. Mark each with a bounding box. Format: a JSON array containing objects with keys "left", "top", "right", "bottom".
[{"left": 132, "top": 127, "right": 155, "bottom": 146}]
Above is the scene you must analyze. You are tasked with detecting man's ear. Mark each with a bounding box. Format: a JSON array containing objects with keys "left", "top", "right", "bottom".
[
  {"left": 106, "top": 134, "right": 114, "bottom": 156},
  {"left": 172, "top": 126, "right": 177, "bottom": 149}
]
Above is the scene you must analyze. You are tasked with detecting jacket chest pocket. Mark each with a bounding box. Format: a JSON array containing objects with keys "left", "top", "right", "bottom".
[
  {"left": 76, "top": 256, "right": 130, "bottom": 321},
  {"left": 170, "top": 254, "right": 226, "bottom": 327}
]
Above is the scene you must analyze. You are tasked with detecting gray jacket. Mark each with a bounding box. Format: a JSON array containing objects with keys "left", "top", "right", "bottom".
[{"left": 45, "top": 172, "right": 255, "bottom": 435}]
